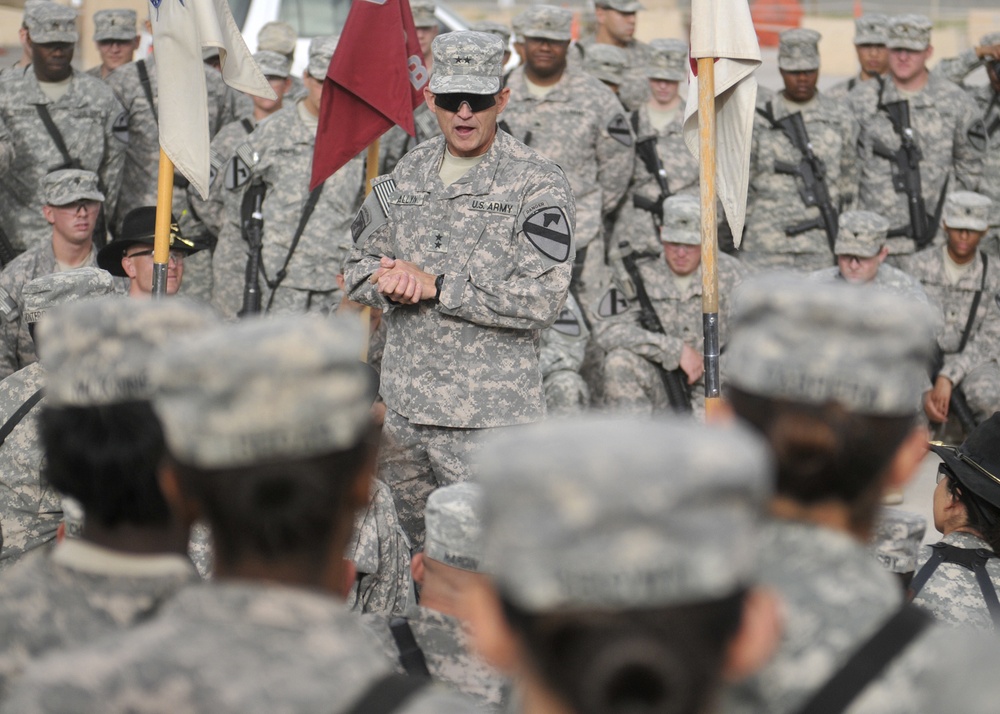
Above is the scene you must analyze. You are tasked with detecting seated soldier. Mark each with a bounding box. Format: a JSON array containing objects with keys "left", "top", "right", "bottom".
[
  {"left": 897, "top": 192, "right": 1000, "bottom": 426},
  {"left": 0, "top": 297, "right": 215, "bottom": 698},
  {"left": 363, "top": 483, "right": 508, "bottom": 710},
  {"left": 464, "top": 415, "right": 781, "bottom": 714},
  {"left": 596, "top": 194, "right": 744, "bottom": 419},
  {"left": 97, "top": 206, "right": 201, "bottom": 298}
]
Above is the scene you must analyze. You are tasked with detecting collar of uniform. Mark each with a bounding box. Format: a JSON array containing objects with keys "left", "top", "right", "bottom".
[
  {"left": 24, "top": 67, "right": 81, "bottom": 106},
  {"left": 421, "top": 131, "right": 505, "bottom": 198},
  {"left": 942, "top": 530, "right": 994, "bottom": 553},
  {"left": 51, "top": 538, "right": 196, "bottom": 578},
  {"left": 511, "top": 65, "right": 573, "bottom": 103}
]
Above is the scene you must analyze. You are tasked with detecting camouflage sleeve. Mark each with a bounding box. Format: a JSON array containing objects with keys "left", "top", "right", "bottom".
[
  {"left": 953, "top": 89, "right": 986, "bottom": 193},
  {"left": 343, "top": 187, "right": 398, "bottom": 312},
  {"left": 538, "top": 293, "right": 589, "bottom": 376},
  {"left": 941, "top": 292, "right": 1000, "bottom": 385},
  {"left": 590, "top": 284, "right": 684, "bottom": 370},
  {"left": 935, "top": 49, "right": 982, "bottom": 86},
  {"left": 597, "top": 97, "right": 635, "bottom": 216},
  {"left": 98, "top": 93, "right": 128, "bottom": 225},
  {"left": 0, "top": 271, "right": 22, "bottom": 381},
  {"left": 0, "top": 114, "right": 12, "bottom": 175},
  {"left": 436, "top": 169, "right": 575, "bottom": 330},
  {"left": 837, "top": 110, "right": 861, "bottom": 211}
]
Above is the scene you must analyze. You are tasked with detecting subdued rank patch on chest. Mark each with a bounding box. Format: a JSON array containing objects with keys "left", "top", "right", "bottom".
[
  {"left": 112, "top": 110, "right": 129, "bottom": 143},
  {"left": 597, "top": 287, "right": 629, "bottom": 318},
  {"left": 607, "top": 114, "right": 634, "bottom": 147},
  {"left": 470, "top": 198, "right": 516, "bottom": 215},
  {"left": 225, "top": 155, "right": 252, "bottom": 190},
  {"left": 428, "top": 230, "right": 449, "bottom": 253},
  {"left": 523, "top": 206, "right": 571, "bottom": 262},
  {"left": 552, "top": 306, "right": 582, "bottom": 336}
]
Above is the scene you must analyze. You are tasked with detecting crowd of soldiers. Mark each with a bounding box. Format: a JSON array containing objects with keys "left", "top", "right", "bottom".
[{"left": 2, "top": 0, "right": 1000, "bottom": 711}]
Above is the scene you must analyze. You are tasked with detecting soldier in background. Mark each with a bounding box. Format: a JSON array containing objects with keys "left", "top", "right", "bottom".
[
  {"left": 597, "top": 195, "right": 744, "bottom": 420},
  {"left": 580, "top": 43, "right": 627, "bottom": 95},
  {"left": 363, "top": 483, "right": 508, "bottom": 710},
  {"left": 468, "top": 21, "right": 511, "bottom": 69},
  {"left": 344, "top": 32, "right": 574, "bottom": 547},
  {"left": 1, "top": 315, "right": 472, "bottom": 713},
  {"left": 898, "top": 192, "right": 1000, "bottom": 425},
  {"left": 0, "top": 297, "right": 214, "bottom": 699},
  {"left": 570, "top": 0, "right": 653, "bottom": 111},
  {"left": 0, "top": 268, "right": 116, "bottom": 575},
  {"left": 0, "top": 1, "right": 126, "bottom": 253},
  {"left": 0, "top": 170, "right": 115, "bottom": 380},
  {"left": 826, "top": 14, "right": 890, "bottom": 100},
  {"left": 465, "top": 416, "right": 780, "bottom": 714},
  {"left": 538, "top": 291, "right": 590, "bottom": 416},
  {"left": 256, "top": 21, "right": 307, "bottom": 103},
  {"left": 850, "top": 15, "right": 983, "bottom": 260},
  {"left": 86, "top": 9, "right": 139, "bottom": 81},
  {"left": 741, "top": 28, "right": 856, "bottom": 272}
]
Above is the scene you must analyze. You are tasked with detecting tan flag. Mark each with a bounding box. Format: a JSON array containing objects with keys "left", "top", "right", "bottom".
[
  {"left": 682, "top": 0, "right": 761, "bottom": 247},
  {"left": 149, "top": 0, "right": 276, "bottom": 199}
]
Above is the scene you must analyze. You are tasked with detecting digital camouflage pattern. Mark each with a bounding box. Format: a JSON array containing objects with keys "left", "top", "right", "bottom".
[
  {"left": 92, "top": 9, "right": 136, "bottom": 42},
  {"left": 217, "top": 103, "right": 365, "bottom": 315},
  {"left": 886, "top": 14, "right": 932, "bottom": 52},
  {"left": 1, "top": 582, "right": 473, "bottom": 713},
  {"left": 477, "top": 417, "right": 771, "bottom": 611},
  {"left": 808, "top": 262, "right": 935, "bottom": 309},
  {"left": 777, "top": 28, "right": 821, "bottom": 72},
  {"left": 722, "top": 519, "right": 964, "bottom": 714},
  {"left": 346, "top": 478, "right": 413, "bottom": 616},
  {"left": 363, "top": 604, "right": 508, "bottom": 711},
  {"left": 835, "top": 209, "right": 890, "bottom": 258},
  {"left": 424, "top": 482, "right": 483, "bottom": 572},
  {"left": 40, "top": 168, "right": 104, "bottom": 207},
  {"left": 539, "top": 291, "right": 590, "bottom": 416},
  {"left": 23, "top": 1, "right": 77, "bottom": 44},
  {"left": 897, "top": 245, "right": 1000, "bottom": 421},
  {"left": 429, "top": 33, "right": 504, "bottom": 96},
  {"left": 868, "top": 507, "right": 926, "bottom": 575},
  {"left": 581, "top": 44, "right": 628, "bottom": 87},
  {"left": 728, "top": 277, "right": 936, "bottom": 415},
  {"left": 741, "top": 91, "right": 858, "bottom": 264},
  {"left": 849, "top": 73, "right": 983, "bottom": 255},
  {"left": 0, "top": 539, "right": 196, "bottom": 699},
  {"left": 0, "top": 362, "right": 52, "bottom": 574},
  {"left": 571, "top": 36, "right": 655, "bottom": 112},
  {"left": 0, "top": 68, "right": 126, "bottom": 251},
  {"left": 595, "top": 250, "right": 744, "bottom": 419},
  {"left": 911, "top": 530, "right": 1000, "bottom": 631}
]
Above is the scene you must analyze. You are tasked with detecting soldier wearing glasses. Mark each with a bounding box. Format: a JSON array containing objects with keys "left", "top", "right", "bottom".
[{"left": 344, "top": 31, "right": 575, "bottom": 547}]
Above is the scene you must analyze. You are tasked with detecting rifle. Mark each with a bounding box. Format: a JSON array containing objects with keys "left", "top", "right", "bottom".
[
  {"left": 238, "top": 178, "right": 265, "bottom": 317},
  {"left": 617, "top": 241, "right": 692, "bottom": 413},
  {"left": 630, "top": 112, "right": 672, "bottom": 224},
  {"left": 872, "top": 90, "right": 944, "bottom": 250},
  {"left": 756, "top": 103, "right": 838, "bottom": 251}
]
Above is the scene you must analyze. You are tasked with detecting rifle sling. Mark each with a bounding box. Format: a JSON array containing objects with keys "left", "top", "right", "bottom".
[
  {"left": 34, "top": 104, "right": 76, "bottom": 169},
  {"left": 136, "top": 59, "right": 158, "bottom": 124},
  {"left": 389, "top": 617, "right": 432, "bottom": 678},
  {"left": 264, "top": 183, "right": 323, "bottom": 306},
  {"left": 956, "top": 252, "right": 988, "bottom": 355},
  {"left": 908, "top": 543, "right": 1000, "bottom": 628}
]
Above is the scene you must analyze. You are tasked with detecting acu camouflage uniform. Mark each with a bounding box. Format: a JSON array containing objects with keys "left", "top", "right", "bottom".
[
  {"left": 85, "top": 9, "right": 138, "bottom": 81},
  {"left": 0, "top": 68, "right": 126, "bottom": 251},
  {"left": 346, "top": 478, "right": 413, "bottom": 616},
  {"left": 911, "top": 530, "right": 1000, "bottom": 631},
  {"left": 344, "top": 126, "right": 575, "bottom": 546},
  {"left": 571, "top": 35, "right": 654, "bottom": 112},
  {"left": 539, "top": 290, "right": 590, "bottom": 416},
  {"left": 1, "top": 582, "right": 471, "bottom": 713},
  {"left": 0, "top": 539, "right": 197, "bottom": 699},
  {"left": 824, "top": 14, "right": 889, "bottom": 102}
]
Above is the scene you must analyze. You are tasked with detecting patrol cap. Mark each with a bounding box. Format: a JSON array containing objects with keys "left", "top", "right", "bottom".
[
  {"left": 21, "top": 268, "right": 116, "bottom": 325},
  {"left": 478, "top": 416, "right": 771, "bottom": 611},
  {"left": 931, "top": 413, "right": 1000, "bottom": 511},
  {"left": 150, "top": 315, "right": 376, "bottom": 469},
  {"left": 834, "top": 210, "right": 889, "bottom": 258},
  {"left": 596, "top": 0, "right": 644, "bottom": 12},
  {"left": 582, "top": 44, "right": 627, "bottom": 86},
  {"left": 943, "top": 191, "right": 992, "bottom": 233},
  {"left": 97, "top": 207, "right": 200, "bottom": 277},
  {"left": 854, "top": 14, "right": 889, "bottom": 45},
  {"left": 257, "top": 20, "right": 297, "bottom": 56},
  {"left": 307, "top": 35, "right": 337, "bottom": 80},
  {"left": 424, "top": 483, "right": 484, "bottom": 572},
  {"left": 514, "top": 5, "right": 572, "bottom": 42},
  {"left": 429, "top": 32, "right": 504, "bottom": 95},
  {"left": 253, "top": 49, "right": 291, "bottom": 79},
  {"left": 727, "top": 276, "right": 936, "bottom": 415},
  {"left": 38, "top": 297, "right": 218, "bottom": 407},
  {"left": 25, "top": 1, "right": 78, "bottom": 44},
  {"left": 661, "top": 194, "right": 700, "bottom": 246},
  {"left": 93, "top": 9, "right": 136, "bottom": 42},
  {"left": 646, "top": 38, "right": 687, "bottom": 81},
  {"left": 409, "top": 0, "right": 437, "bottom": 28},
  {"left": 887, "top": 14, "right": 932, "bottom": 52},
  {"left": 42, "top": 169, "right": 104, "bottom": 207},
  {"left": 869, "top": 507, "right": 926, "bottom": 574},
  {"left": 778, "top": 28, "right": 821, "bottom": 72},
  {"left": 469, "top": 20, "right": 511, "bottom": 47}
]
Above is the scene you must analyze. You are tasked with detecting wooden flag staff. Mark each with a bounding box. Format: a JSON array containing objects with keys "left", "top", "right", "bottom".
[
  {"left": 697, "top": 58, "right": 722, "bottom": 420},
  {"left": 152, "top": 148, "right": 175, "bottom": 299}
]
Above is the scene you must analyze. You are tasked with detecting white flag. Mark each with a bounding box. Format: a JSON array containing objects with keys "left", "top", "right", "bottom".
[
  {"left": 150, "top": 0, "right": 276, "bottom": 199},
  {"left": 682, "top": 0, "right": 760, "bottom": 247}
]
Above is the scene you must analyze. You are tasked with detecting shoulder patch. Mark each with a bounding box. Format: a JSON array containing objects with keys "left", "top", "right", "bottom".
[
  {"left": 224, "top": 155, "right": 252, "bottom": 190},
  {"left": 352, "top": 178, "right": 395, "bottom": 245},
  {"left": 597, "top": 287, "right": 630, "bottom": 318},
  {"left": 523, "top": 206, "right": 571, "bottom": 263},
  {"left": 607, "top": 114, "right": 633, "bottom": 147},
  {"left": 0, "top": 287, "right": 19, "bottom": 324},
  {"left": 112, "top": 110, "right": 129, "bottom": 143},
  {"left": 967, "top": 118, "right": 988, "bottom": 153},
  {"left": 551, "top": 306, "right": 582, "bottom": 337}
]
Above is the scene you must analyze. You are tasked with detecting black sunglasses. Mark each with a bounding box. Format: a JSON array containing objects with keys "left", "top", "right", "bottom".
[{"left": 433, "top": 93, "right": 497, "bottom": 113}]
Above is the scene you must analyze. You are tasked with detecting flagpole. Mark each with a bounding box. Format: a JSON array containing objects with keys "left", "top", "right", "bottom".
[
  {"left": 357, "top": 138, "right": 380, "bottom": 362},
  {"left": 698, "top": 57, "right": 722, "bottom": 420},
  {"left": 152, "top": 147, "right": 175, "bottom": 299}
]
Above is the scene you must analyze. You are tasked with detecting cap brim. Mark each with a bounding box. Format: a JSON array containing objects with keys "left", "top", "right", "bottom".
[
  {"left": 429, "top": 76, "right": 501, "bottom": 95},
  {"left": 94, "top": 32, "right": 136, "bottom": 41},
  {"left": 931, "top": 443, "right": 1000, "bottom": 509}
]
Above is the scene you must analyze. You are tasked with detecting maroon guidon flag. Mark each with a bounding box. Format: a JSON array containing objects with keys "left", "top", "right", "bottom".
[{"left": 310, "top": 0, "right": 429, "bottom": 189}]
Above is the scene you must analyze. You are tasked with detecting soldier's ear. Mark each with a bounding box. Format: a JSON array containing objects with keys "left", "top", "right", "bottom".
[
  {"left": 410, "top": 552, "right": 425, "bottom": 586},
  {"left": 495, "top": 87, "right": 511, "bottom": 115},
  {"left": 42, "top": 206, "right": 56, "bottom": 226}
]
